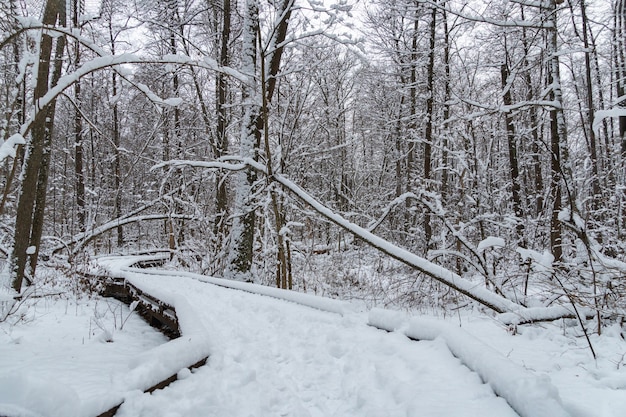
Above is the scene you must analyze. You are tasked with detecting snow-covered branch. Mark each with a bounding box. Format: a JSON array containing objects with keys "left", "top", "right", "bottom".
[
  {"left": 155, "top": 156, "right": 598, "bottom": 323},
  {"left": 51, "top": 188, "right": 190, "bottom": 255},
  {"left": 0, "top": 134, "right": 25, "bottom": 162},
  {"left": 70, "top": 214, "right": 192, "bottom": 255},
  {"left": 418, "top": 0, "right": 553, "bottom": 29},
  {"left": 13, "top": 53, "right": 247, "bottom": 142},
  {"left": 593, "top": 108, "right": 626, "bottom": 137},
  {"left": 159, "top": 158, "right": 520, "bottom": 312}
]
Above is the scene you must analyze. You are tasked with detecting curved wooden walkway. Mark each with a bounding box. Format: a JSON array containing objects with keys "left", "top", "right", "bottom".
[{"left": 82, "top": 254, "right": 572, "bottom": 417}]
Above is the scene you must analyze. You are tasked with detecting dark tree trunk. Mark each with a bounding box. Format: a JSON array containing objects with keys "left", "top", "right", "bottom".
[
  {"left": 520, "top": 5, "right": 544, "bottom": 217},
  {"left": 10, "top": 0, "right": 66, "bottom": 292},
  {"left": 580, "top": 0, "right": 601, "bottom": 219},
  {"left": 501, "top": 62, "right": 524, "bottom": 241},
  {"left": 616, "top": 0, "right": 626, "bottom": 147},
  {"left": 441, "top": 6, "right": 450, "bottom": 204},
  {"left": 107, "top": 19, "right": 123, "bottom": 247},
  {"left": 113, "top": 73, "right": 123, "bottom": 247},
  {"left": 423, "top": 5, "right": 436, "bottom": 251},
  {"left": 547, "top": 0, "right": 568, "bottom": 263},
  {"left": 73, "top": 0, "right": 85, "bottom": 232},
  {"left": 29, "top": 31, "right": 66, "bottom": 276},
  {"left": 214, "top": 0, "right": 231, "bottom": 236}
]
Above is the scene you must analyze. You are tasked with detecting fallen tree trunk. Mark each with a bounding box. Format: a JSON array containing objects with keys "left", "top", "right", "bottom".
[{"left": 155, "top": 158, "right": 594, "bottom": 323}]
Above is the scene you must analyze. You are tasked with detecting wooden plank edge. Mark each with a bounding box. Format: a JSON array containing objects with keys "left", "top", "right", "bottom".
[{"left": 95, "top": 357, "right": 208, "bottom": 417}]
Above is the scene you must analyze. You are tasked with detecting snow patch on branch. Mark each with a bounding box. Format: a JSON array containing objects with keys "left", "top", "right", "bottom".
[
  {"left": 0, "top": 133, "right": 25, "bottom": 162},
  {"left": 593, "top": 108, "right": 626, "bottom": 137},
  {"left": 477, "top": 236, "right": 505, "bottom": 253}
]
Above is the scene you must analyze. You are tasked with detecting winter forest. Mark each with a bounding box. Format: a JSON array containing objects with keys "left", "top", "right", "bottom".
[
  {"left": 1, "top": 0, "right": 626, "bottom": 414},
  {"left": 3, "top": 0, "right": 626, "bottom": 322}
]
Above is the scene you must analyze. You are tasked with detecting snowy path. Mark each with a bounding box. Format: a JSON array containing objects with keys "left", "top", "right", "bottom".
[{"left": 114, "top": 272, "right": 518, "bottom": 417}]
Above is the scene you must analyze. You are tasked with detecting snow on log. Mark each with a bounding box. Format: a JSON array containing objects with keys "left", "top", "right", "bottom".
[
  {"left": 496, "top": 305, "right": 595, "bottom": 326},
  {"left": 368, "top": 308, "right": 571, "bottom": 417}
]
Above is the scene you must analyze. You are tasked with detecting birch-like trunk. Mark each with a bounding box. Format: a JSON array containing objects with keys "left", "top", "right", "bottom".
[{"left": 226, "top": 0, "right": 259, "bottom": 280}]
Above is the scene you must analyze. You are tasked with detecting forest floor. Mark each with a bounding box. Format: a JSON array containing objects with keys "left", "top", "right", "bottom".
[{"left": 0, "top": 254, "right": 625, "bottom": 417}]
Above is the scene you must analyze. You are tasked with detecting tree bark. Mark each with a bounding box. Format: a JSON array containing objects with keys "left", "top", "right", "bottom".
[
  {"left": 616, "top": 0, "right": 626, "bottom": 147},
  {"left": 501, "top": 62, "right": 524, "bottom": 241},
  {"left": 580, "top": 0, "right": 601, "bottom": 220},
  {"left": 423, "top": 5, "right": 436, "bottom": 251},
  {"left": 441, "top": 6, "right": 450, "bottom": 204},
  {"left": 227, "top": 0, "right": 260, "bottom": 280},
  {"left": 28, "top": 29, "right": 66, "bottom": 276},
  {"left": 107, "top": 18, "right": 123, "bottom": 247},
  {"left": 520, "top": 5, "right": 544, "bottom": 218},
  {"left": 214, "top": 0, "right": 231, "bottom": 236},
  {"left": 10, "top": 0, "right": 65, "bottom": 292},
  {"left": 547, "top": 0, "right": 570, "bottom": 264},
  {"left": 0, "top": 1, "right": 25, "bottom": 217},
  {"left": 73, "top": 0, "right": 85, "bottom": 232},
  {"left": 228, "top": 0, "right": 294, "bottom": 279}
]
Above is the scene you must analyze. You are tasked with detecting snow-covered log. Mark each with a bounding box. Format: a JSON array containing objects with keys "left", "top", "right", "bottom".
[
  {"left": 368, "top": 308, "right": 571, "bottom": 417},
  {"left": 156, "top": 158, "right": 589, "bottom": 323}
]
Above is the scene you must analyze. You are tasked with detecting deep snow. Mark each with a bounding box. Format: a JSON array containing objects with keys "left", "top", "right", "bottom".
[
  {"left": 1, "top": 259, "right": 625, "bottom": 417},
  {"left": 0, "top": 293, "right": 167, "bottom": 417},
  {"left": 116, "top": 271, "right": 517, "bottom": 417}
]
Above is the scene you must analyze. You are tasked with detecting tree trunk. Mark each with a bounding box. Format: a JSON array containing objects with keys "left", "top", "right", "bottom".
[
  {"left": 547, "top": 0, "right": 569, "bottom": 264},
  {"left": 615, "top": 0, "right": 626, "bottom": 235},
  {"left": 423, "top": 5, "right": 436, "bottom": 251},
  {"left": 404, "top": 4, "right": 419, "bottom": 234},
  {"left": 441, "top": 6, "right": 450, "bottom": 204},
  {"left": 0, "top": 1, "right": 25, "bottom": 217},
  {"left": 108, "top": 19, "right": 123, "bottom": 247},
  {"left": 616, "top": 0, "right": 626, "bottom": 147},
  {"left": 580, "top": 0, "right": 601, "bottom": 221},
  {"left": 113, "top": 75, "right": 123, "bottom": 247},
  {"left": 501, "top": 62, "right": 524, "bottom": 242},
  {"left": 227, "top": 0, "right": 294, "bottom": 279},
  {"left": 226, "top": 0, "right": 260, "bottom": 280},
  {"left": 520, "top": 5, "right": 544, "bottom": 218},
  {"left": 28, "top": 30, "right": 66, "bottom": 276},
  {"left": 214, "top": 0, "right": 231, "bottom": 236},
  {"left": 10, "top": 0, "right": 65, "bottom": 292},
  {"left": 407, "top": 3, "right": 418, "bottom": 195},
  {"left": 73, "top": 0, "right": 85, "bottom": 232}
]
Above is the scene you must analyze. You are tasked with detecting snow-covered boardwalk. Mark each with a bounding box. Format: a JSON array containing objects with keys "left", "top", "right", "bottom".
[{"left": 98, "top": 265, "right": 519, "bottom": 417}]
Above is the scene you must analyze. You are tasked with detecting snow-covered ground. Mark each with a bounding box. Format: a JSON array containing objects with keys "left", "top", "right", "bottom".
[
  {"left": 456, "top": 316, "right": 626, "bottom": 417},
  {"left": 0, "top": 292, "right": 167, "bottom": 417},
  {"left": 1, "top": 259, "right": 625, "bottom": 417}
]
